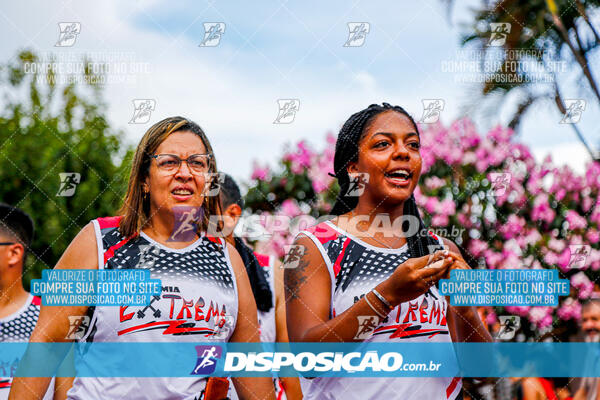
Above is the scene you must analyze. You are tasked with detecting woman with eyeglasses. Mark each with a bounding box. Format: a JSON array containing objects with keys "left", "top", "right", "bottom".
[{"left": 10, "top": 117, "right": 275, "bottom": 400}]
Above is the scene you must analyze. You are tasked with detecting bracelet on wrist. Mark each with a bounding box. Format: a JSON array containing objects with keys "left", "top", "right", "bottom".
[
  {"left": 372, "top": 288, "right": 393, "bottom": 310},
  {"left": 364, "top": 293, "right": 386, "bottom": 319}
]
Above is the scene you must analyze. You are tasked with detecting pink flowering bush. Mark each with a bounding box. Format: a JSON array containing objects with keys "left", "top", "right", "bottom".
[{"left": 244, "top": 118, "right": 600, "bottom": 340}]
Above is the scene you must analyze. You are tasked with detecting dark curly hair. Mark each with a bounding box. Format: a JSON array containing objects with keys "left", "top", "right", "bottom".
[{"left": 330, "top": 102, "right": 442, "bottom": 258}]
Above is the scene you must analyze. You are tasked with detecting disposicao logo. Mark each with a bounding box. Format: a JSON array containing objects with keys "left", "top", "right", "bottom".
[
  {"left": 191, "top": 345, "right": 222, "bottom": 375},
  {"left": 224, "top": 351, "right": 405, "bottom": 373}
]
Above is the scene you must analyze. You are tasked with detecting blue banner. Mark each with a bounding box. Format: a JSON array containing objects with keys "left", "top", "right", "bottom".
[{"left": 4, "top": 342, "right": 600, "bottom": 378}]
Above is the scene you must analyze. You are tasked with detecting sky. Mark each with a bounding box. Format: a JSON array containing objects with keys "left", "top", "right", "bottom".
[{"left": 0, "top": 0, "right": 598, "bottom": 186}]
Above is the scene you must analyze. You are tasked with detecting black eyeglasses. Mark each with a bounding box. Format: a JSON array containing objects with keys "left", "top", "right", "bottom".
[
  {"left": 150, "top": 154, "right": 212, "bottom": 175},
  {"left": 0, "top": 242, "right": 16, "bottom": 246}
]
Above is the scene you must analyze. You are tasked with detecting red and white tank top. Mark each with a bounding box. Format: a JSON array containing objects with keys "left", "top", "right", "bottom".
[
  {"left": 0, "top": 295, "right": 54, "bottom": 400},
  {"left": 297, "top": 220, "right": 462, "bottom": 400},
  {"left": 67, "top": 216, "right": 238, "bottom": 400}
]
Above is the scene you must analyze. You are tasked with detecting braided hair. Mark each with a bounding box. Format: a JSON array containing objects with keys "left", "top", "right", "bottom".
[{"left": 330, "top": 103, "right": 441, "bottom": 258}]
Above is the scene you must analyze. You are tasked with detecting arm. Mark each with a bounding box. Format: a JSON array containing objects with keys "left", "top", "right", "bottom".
[
  {"left": 285, "top": 235, "right": 452, "bottom": 343},
  {"left": 521, "top": 377, "right": 544, "bottom": 400},
  {"left": 272, "top": 260, "right": 302, "bottom": 400},
  {"left": 9, "top": 223, "right": 98, "bottom": 400},
  {"left": 573, "top": 386, "right": 587, "bottom": 400},
  {"left": 226, "top": 242, "right": 276, "bottom": 400},
  {"left": 442, "top": 238, "right": 493, "bottom": 343},
  {"left": 53, "top": 377, "right": 74, "bottom": 400}
]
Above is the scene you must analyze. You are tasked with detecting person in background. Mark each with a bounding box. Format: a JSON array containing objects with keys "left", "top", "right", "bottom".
[
  {"left": 573, "top": 299, "right": 600, "bottom": 400},
  {"left": 521, "top": 377, "right": 571, "bottom": 400},
  {"left": 0, "top": 204, "right": 57, "bottom": 399},
  {"left": 218, "top": 173, "right": 302, "bottom": 400}
]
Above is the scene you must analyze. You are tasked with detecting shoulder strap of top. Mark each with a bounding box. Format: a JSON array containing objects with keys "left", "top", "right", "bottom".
[
  {"left": 298, "top": 221, "right": 341, "bottom": 270},
  {"left": 254, "top": 252, "right": 272, "bottom": 268},
  {"left": 92, "top": 216, "right": 138, "bottom": 267}
]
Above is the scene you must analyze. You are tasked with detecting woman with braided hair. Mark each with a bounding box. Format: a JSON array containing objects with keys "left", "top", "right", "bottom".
[{"left": 284, "top": 103, "right": 492, "bottom": 399}]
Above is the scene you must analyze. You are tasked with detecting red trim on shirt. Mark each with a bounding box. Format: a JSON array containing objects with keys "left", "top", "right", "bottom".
[
  {"left": 254, "top": 252, "right": 271, "bottom": 268},
  {"left": 332, "top": 237, "right": 350, "bottom": 278},
  {"left": 103, "top": 236, "right": 135, "bottom": 265},
  {"left": 97, "top": 216, "right": 122, "bottom": 230},
  {"left": 276, "top": 378, "right": 285, "bottom": 400},
  {"left": 305, "top": 223, "right": 339, "bottom": 244},
  {"left": 428, "top": 230, "right": 440, "bottom": 242},
  {"left": 446, "top": 377, "right": 461, "bottom": 398},
  {"left": 538, "top": 378, "right": 558, "bottom": 400},
  {"left": 31, "top": 296, "right": 41, "bottom": 306},
  {"left": 205, "top": 235, "right": 222, "bottom": 244}
]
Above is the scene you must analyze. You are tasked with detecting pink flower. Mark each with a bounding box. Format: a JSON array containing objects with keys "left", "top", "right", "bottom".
[
  {"left": 280, "top": 199, "right": 302, "bottom": 218},
  {"left": 295, "top": 141, "right": 313, "bottom": 165},
  {"left": 501, "top": 248, "right": 521, "bottom": 268},
  {"left": 424, "top": 197, "right": 438, "bottom": 214},
  {"left": 531, "top": 194, "right": 555, "bottom": 225},
  {"left": 516, "top": 229, "right": 541, "bottom": 248},
  {"left": 554, "top": 188, "right": 567, "bottom": 201},
  {"left": 505, "top": 305, "right": 530, "bottom": 317},
  {"left": 557, "top": 298, "right": 582, "bottom": 321},
  {"left": 308, "top": 156, "right": 334, "bottom": 194},
  {"left": 571, "top": 272, "right": 594, "bottom": 299},
  {"left": 528, "top": 307, "right": 553, "bottom": 329},
  {"left": 461, "top": 151, "right": 477, "bottom": 165},
  {"left": 526, "top": 170, "right": 544, "bottom": 196},
  {"left": 540, "top": 315, "right": 554, "bottom": 329},
  {"left": 583, "top": 196, "right": 594, "bottom": 213},
  {"left": 457, "top": 212, "right": 471, "bottom": 228},
  {"left": 284, "top": 140, "right": 314, "bottom": 174},
  {"left": 565, "top": 210, "right": 587, "bottom": 230},
  {"left": 431, "top": 214, "right": 449, "bottom": 227},
  {"left": 592, "top": 208, "right": 600, "bottom": 226},
  {"left": 413, "top": 186, "right": 426, "bottom": 206},
  {"left": 425, "top": 176, "right": 446, "bottom": 190},
  {"left": 556, "top": 248, "right": 573, "bottom": 271},
  {"left": 311, "top": 176, "right": 330, "bottom": 193},
  {"left": 469, "top": 239, "right": 488, "bottom": 258},
  {"left": 547, "top": 238, "right": 566, "bottom": 253},
  {"left": 438, "top": 199, "right": 456, "bottom": 215},
  {"left": 251, "top": 162, "right": 269, "bottom": 181},
  {"left": 500, "top": 215, "right": 525, "bottom": 240},
  {"left": 585, "top": 161, "right": 600, "bottom": 188},
  {"left": 586, "top": 230, "right": 600, "bottom": 244},
  {"left": 485, "top": 309, "right": 498, "bottom": 326},
  {"left": 487, "top": 125, "right": 514, "bottom": 144},
  {"left": 543, "top": 251, "right": 559, "bottom": 267},
  {"left": 484, "top": 250, "right": 504, "bottom": 269},
  {"left": 326, "top": 132, "right": 336, "bottom": 145}
]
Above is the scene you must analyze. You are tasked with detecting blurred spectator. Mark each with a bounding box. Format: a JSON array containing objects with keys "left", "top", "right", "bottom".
[
  {"left": 572, "top": 299, "right": 600, "bottom": 400},
  {"left": 520, "top": 377, "right": 571, "bottom": 400},
  {"left": 0, "top": 203, "right": 54, "bottom": 399}
]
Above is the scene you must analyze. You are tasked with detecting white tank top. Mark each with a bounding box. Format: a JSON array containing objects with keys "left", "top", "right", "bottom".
[
  {"left": 297, "top": 221, "right": 462, "bottom": 400},
  {"left": 0, "top": 295, "right": 54, "bottom": 400},
  {"left": 67, "top": 216, "right": 238, "bottom": 400},
  {"left": 255, "top": 253, "right": 276, "bottom": 343}
]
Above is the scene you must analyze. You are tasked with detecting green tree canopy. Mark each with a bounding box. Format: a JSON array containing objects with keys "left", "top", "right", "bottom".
[{"left": 0, "top": 50, "right": 133, "bottom": 288}]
